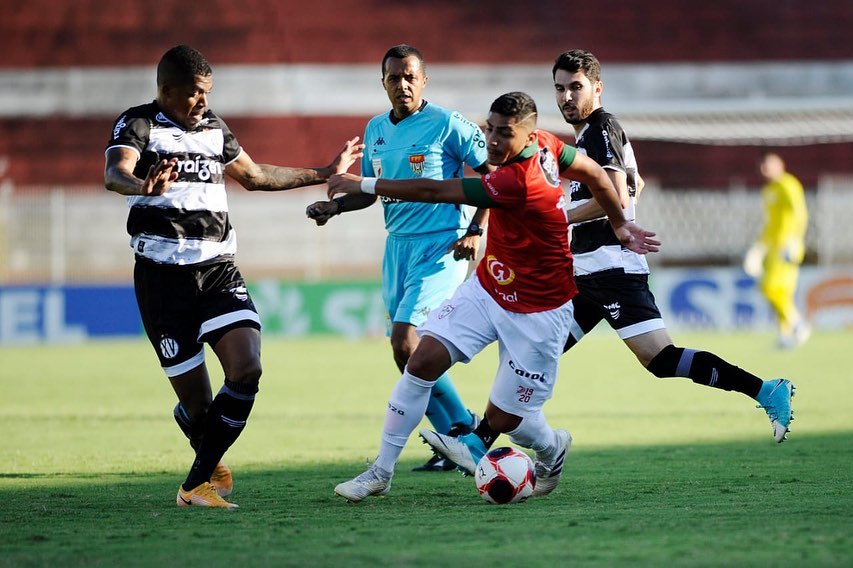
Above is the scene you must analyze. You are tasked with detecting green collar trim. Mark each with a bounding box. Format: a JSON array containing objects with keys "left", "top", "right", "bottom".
[{"left": 508, "top": 137, "right": 538, "bottom": 164}]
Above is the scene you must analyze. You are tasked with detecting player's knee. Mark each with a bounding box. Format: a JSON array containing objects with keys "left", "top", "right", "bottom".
[
  {"left": 404, "top": 357, "right": 440, "bottom": 382},
  {"left": 226, "top": 359, "right": 262, "bottom": 385},
  {"left": 487, "top": 412, "right": 521, "bottom": 433},
  {"left": 404, "top": 341, "right": 451, "bottom": 381},
  {"left": 390, "top": 336, "right": 416, "bottom": 362},
  {"left": 391, "top": 345, "right": 411, "bottom": 369},
  {"left": 646, "top": 344, "right": 682, "bottom": 378}
]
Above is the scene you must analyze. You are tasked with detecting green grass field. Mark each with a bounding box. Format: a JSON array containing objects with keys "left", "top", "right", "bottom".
[{"left": 1, "top": 331, "right": 851, "bottom": 567}]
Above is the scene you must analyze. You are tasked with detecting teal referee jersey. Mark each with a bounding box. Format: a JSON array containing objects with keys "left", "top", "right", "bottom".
[{"left": 362, "top": 101, "right": 488, "bottom": 236}]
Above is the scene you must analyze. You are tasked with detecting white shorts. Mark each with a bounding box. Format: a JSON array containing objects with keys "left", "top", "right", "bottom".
[{"left": 419, "top": 276, "right": 574, "bottom": 417}]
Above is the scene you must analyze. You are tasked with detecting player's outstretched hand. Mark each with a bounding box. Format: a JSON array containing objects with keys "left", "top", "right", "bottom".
[
  {"left": 143, "top": 158, "right": 178, "bottom": 196},
  {"left": 448, "top": 234, "right": 480, "bottom": 261},
  {"left": 306, "top": 200, "right": 339, "bottom": 226},
  {"left": 615, "top": 222, "right": 660, "bottom": 255},
  {"left": 328, "top": 137, "right": 365, "bottom": 175},
  {"left": 327, "top": 173, "right": 363, "bottom": 199}
]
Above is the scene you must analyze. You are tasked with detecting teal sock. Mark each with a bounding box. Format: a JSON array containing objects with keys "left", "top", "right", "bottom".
[
  {"left": 432, "top": 373, "right": 473, "bottom": 428},
  {"left": 425, "top": 396, "right": 453, "bottom": 435}
]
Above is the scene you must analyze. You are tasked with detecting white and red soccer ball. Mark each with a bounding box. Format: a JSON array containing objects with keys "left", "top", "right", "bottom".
[{"left": 475, "top": 446, "right": 535, "bottom": 504}]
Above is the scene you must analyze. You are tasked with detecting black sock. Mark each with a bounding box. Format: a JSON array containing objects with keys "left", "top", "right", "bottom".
[
  {"left": 647, "top": 345, "right": 763, "bottom": 398},
  {"left": 173, "top": 403, "right": 204, "bottom": 451},
  {"left": 473, "top": 416, "right": 500, "bottom": 450},
  {"left": 447, "top": 411, "right": 478, "bottom": 436},
  {"left": 182, "top": 380, "right": 257, "bottom": 490}
]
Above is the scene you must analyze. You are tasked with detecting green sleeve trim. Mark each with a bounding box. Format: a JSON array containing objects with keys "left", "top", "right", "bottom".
[
  {"left": 461, "top": 178, "right": 498, "bottom": 208},
  {"left": 559, "top": 144, "right": 577, "bottom": 170}
]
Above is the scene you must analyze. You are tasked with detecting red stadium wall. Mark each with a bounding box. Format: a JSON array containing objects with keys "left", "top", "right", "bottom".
[
  {"left": 3, "top": 117, "right": 851, "bottom": 190},
  {"left": 3, "top": 0, "right": 850, "bottom": 67},
  {"left": 0, "top": 116, "right": 370, "bottom": 189},
  {"left": 1, "top": 0, "right": 852, "bottom": 189}
]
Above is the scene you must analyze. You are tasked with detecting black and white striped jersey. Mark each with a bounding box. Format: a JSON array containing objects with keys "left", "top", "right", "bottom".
[
  {"left": 106, "top": 101, "right": 243, "bottom": 265},
  {"left": 567, "top": 107, "right": 649, "bottom": 277}
]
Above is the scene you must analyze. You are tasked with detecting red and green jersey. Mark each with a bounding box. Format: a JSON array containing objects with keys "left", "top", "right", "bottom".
[{"left": 461, "top": 130, "right": 578, "bottom": 313}]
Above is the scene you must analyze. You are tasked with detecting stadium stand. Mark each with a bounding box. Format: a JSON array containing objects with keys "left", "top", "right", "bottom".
[
  {"left": 1, "top": 1, "right": 852, "bottom": 284},
  {"left": 1, "top": 0, "right": 852, "bottom": 188}
]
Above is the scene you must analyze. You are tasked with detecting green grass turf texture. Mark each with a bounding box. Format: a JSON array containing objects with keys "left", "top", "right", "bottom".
[{"left": 1, "top": 330, "right": 851, "bottom": 567}]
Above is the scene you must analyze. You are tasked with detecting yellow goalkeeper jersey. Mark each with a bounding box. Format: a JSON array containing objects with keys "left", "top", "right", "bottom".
[{"left": 759, "top": 172, "right": 808, "bottom": 256}]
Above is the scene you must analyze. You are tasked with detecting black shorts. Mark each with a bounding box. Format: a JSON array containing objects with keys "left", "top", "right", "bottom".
[
  {"left": 134, "top": 257, "right": 261, "bottom": 375},
  {"left": 570, "top": 271, "right": 665, "bottom": 341}
]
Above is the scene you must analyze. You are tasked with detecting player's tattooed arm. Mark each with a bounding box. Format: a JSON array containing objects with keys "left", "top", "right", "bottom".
[
  {"left": 227, "top": 137, "right": 364, "bottom": 192},
  {"left": 241, "top": 163, "right": 330, "bottom": 190}
]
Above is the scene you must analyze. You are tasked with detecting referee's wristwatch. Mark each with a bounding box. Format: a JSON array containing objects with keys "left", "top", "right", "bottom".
[{"left": 466, "top": 222, "right": 483, "bottom": 237}]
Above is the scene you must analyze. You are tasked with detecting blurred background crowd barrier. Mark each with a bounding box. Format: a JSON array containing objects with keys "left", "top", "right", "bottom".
[{"left": 1, "top": 0, "right": 852, "bottom": 342}]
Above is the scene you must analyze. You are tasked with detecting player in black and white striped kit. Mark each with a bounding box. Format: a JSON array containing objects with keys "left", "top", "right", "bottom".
[
  {"left": 105, "top": 45, "right": 362, "bottom": 507},
  {"left": 552, "top": 49, "right": 795, "bottom": 443}
]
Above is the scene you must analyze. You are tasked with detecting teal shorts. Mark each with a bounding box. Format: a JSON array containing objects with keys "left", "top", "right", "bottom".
[{"left": 382, "top": 230, "right": 470, "bottom": 332}]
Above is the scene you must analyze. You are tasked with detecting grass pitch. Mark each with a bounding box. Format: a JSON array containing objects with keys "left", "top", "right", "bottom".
[{"left": 1, "top": 331, "right": 851, "bottom": 567}]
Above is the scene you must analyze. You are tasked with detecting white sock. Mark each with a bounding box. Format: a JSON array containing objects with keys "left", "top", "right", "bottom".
[
  {"left": 374, "top": 368, "right": 433, "bottom": 473},
  {"left": 507, "top": 411, "right": 557, "bottom": 456}
]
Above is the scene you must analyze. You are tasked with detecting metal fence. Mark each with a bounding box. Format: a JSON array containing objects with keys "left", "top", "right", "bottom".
[{"left": 0, "top": 177, "right": 849, "bottom": 285}]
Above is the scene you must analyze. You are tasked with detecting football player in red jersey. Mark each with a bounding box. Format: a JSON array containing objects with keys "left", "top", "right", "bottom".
[{"left": 330, "top": 91, "right": 658, "bottom": 502}]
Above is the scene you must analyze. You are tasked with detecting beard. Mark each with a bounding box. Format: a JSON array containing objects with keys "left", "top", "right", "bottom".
[{"left": 563, "top": 99, "right": 595, "bottom": 124}]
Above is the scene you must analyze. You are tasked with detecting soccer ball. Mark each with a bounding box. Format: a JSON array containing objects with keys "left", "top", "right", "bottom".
[{"left": 475, "top": 446, "right": 536, "bottom": 504}]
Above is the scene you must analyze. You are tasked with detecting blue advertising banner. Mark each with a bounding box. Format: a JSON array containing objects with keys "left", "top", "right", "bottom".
[
  {"left": 1, "top": 267, "right": 851, "bottom": 344},
  {"left": 0, "top": 285, "right": 141, "bottom": 343},
  {"left": 652, "top": 267, "right": 853, "bottom": 331}
]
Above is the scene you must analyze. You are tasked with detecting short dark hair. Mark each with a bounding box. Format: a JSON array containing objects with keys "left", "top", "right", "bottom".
[
  {"left": 157, "top": 45, "right": 212, "bottom": 87},
  {"left": 381, "top": 44, "right": 425, "bottom": 77},
  {"left": 552, "top": 49, "right": 601, "bottom": 82},
  {"left": 490, "top": 92, "right": 538, "bottom": 124}
]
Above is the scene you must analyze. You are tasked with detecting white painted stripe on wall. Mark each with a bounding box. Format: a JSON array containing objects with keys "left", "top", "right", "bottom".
[{"left": 2, "top": 61, "right": 853, "bottom": 120}]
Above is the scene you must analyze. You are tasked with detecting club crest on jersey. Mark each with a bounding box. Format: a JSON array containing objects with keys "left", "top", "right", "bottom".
[
  {"left": 486, "top": 255, "right": 515, "bottom": 285},
  {"left": 408, "top": 154, "right": 426, "bottom": 176},
  {"left": 437, "top": 304, "right": 455, "bottom": 319},
  {"left": 538, "top": 147, "right": 560, "bottom": 187},
  {"left": 159, "top": 337, "right": 179, "bottom": 359}
]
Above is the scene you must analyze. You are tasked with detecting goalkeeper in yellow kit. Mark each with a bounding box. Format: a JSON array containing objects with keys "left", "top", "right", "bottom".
[{"left": 744, "top": 153, "right": 810, "bottom": 348}]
